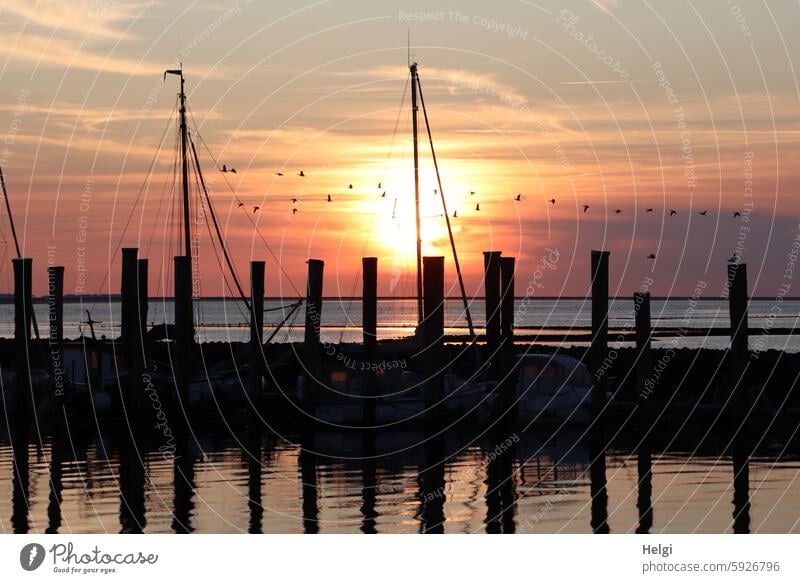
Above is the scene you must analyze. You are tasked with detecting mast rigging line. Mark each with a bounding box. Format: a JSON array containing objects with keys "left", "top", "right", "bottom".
[
  {"left": 186, "top": 106, "right": 303, "bottom": 300},
  {"left": 415, "top": 73, "right": 476, "bottom": 337},
  {"left": 188, "top": 132, "right": 251, "bottom": 313}
]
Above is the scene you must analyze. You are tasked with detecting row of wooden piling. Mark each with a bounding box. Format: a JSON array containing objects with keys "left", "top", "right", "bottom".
[
  {"left": 589, "top": 252, "right": 751, "bottom": 533},
  {"left": 5, "top": 247, "right": 755, "bottom": 533}
]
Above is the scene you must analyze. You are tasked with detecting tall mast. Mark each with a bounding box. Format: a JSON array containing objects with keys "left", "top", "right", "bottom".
[
  {"left": 410, "top": 62, "right": 423, "bottom": 323},
  {"left": 166, "top": 66, "right": 192, "bottom": 262}
]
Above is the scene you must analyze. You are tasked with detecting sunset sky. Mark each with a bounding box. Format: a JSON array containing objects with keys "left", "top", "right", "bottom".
[{"left": 0, "top": 0, "right": 798, "bottom": 299}]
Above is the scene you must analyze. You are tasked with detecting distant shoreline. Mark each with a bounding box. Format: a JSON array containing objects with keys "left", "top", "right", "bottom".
[{"left": 0, "top": 295, "right": 798, "bottom": 303}]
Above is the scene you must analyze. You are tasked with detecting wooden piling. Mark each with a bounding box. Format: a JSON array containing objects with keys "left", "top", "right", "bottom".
[
  {"left": 173, "top": 255, "right": 193, "bottom": 419},
  {"left": 483, "top": 251, "right": 502, "bottom": 355},
  {"left": 589, "top": 250, "right": 610, "bottom": 533},
  {"left": 499, "top": 256, "right": 516, "bottom": 410},
  {"left": 121, "top": 249, "right": 140, "bottom": 415},
  {"left": 137, "top": 259, "right": 149, "bottom": 347},
  {"left": 728, "top": 262, "right": 750, "bottom": 533},
  {"left": 12, "top": 257, "right": 33, "bottom": 534},
  {"left": 362, "top": 257, "right": 378, "bottom": 425},
  {"left": 422, "top": 256, "right": 445, "bottom": 422},
  {"left": 120, "top": 248, "right": 138, "bottom": 350},
  {"left": 13, "top": 258, "right": 33, "bottom": 414},
  {"left": 303, "top": 259, "right": 324, "bottom": 413},
  {"left": 634, "top": 291, "right": 653, "bottom": 534},
  {"left": 249, "top": 261, "right": 265, "bottom": 408},
  {"left": 47, "top": 266, "right": 66, "bottom": 410}
]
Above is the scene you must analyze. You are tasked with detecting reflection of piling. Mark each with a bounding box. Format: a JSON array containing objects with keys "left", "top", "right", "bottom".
[
  {"left": 303, "top": 259, "right": 324, "bottom": 413},
  {"left": 171, "top": 439, "right": 196, "bottom": 534},
  {"left": 246, "top": 425, "right": 263, "bottom": 534},
  {"left": 589, "top": 250, "right": 610, "bottom": 534},
  {"left": 45, "top": 436, "right": 65, "bottom": 533},
  {"left": 483, "top": 251, "right": 502, "bottom": 357},
  {"left": 119, "top": 431, "right": 146, "bottom": 533},
  {"left": 248, "top": 261, "right": 265, "bottom": 409},
  {"left": 48, "top": 265, "right": 65, "bottom": 415},
  {"left": 728, "top": 262, "right": 751, "bottom": 534},
  {"left": 422, "top": 256, "right": 445, "bottom": 425},
  {"left": 499, "top": 256, "right": 516, "bottom": 411},
  {"left": 634, "top": 292, "right": 653, "bottom": 534},
  {"left": 299, "top": 441, "right": 319, "bottom": 534},
  {"left": 360, "top": 433, "right": 378, "bottom": 534},
  {"left": 362, "top": 257, "right": 378, "bottom": 426},
  {"left": 173, "top": 255, "right": 193, "bottom": 424},
  {"left": 12, "top": 258, "right": 33, "bottom": 533},
  {"left": 419, "top": 435, "right": 446, "bottom": 534}
]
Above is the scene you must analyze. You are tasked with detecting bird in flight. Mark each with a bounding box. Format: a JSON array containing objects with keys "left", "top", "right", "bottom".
[
  {"left": 327, "top": 194, "right": 333, "bottom": 202},
  {"left": 583, "top": 205, "right": 590, "bottom": 213},
  {"left": 275, "top": 172, "right": 284, "bottom": 176},
  {"left": 548, "top": 198, "right": 556, "bottom": 205},
  {"left": 614, "top": 209, "right": 622, "bottom": 215},
  {"left": 733, "top": 211, "right": 741, "bottom": 218},
  {"left": 514, "top": 194, "right": 522, "bottom": 202},
  {"left": 298, "top": 170, "right": 305, "bottom": 177},
  {"left": 237, "top": 202, "right": 244, "bottom": 208},
  {"left": 475, "top": 203, "right": 480, "bottom": 211},
  {"left": 252, "top": 206, "right": 260, "bottom": 213},
  {"left": 469, "top": 191, "right": 476, "bottom": 196},
  {"left": 645, "top": 208, "right": 654, "bottom": 213},
  {"left": 670, "top": 209, "right": 677, "bottom": 216},
  {"left": 646, "top": 254, "right": 656, "bottom": 259},
  {"left": 699, "top": 210, "right": 708, "bottom": 216}
]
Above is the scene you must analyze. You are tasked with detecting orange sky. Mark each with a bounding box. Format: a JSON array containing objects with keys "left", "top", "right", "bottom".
[{"left": 0, "top": 0, "right": 798, "bottom": 298}]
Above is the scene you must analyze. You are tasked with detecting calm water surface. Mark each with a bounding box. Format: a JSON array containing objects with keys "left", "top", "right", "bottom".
[
  {"left": 0, "top": 298, "right": 796, "bottom": 349},
  {"left": 2, "top": 428, "right": 799, "bottom": 534}
]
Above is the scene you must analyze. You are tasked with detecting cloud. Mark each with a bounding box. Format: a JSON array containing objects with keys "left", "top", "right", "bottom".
[
  {"left": 0, "top": 33, "right": 165, "bottom": 75},
  {"left": 0, "top": 0, "right": 144, "bottom": 40}
]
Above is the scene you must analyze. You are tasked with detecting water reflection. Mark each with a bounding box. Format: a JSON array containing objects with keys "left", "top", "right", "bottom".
[
  {"left": 1, "top": 424, "right": 796, "bottom": 534},
  {"left": 172, "top": 436, "right": 196, "bottom": 534}
]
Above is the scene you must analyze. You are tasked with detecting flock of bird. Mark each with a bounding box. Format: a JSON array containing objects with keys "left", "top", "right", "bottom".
[{"left": 222, "top": 165, "right": 746, "bottom": 261}]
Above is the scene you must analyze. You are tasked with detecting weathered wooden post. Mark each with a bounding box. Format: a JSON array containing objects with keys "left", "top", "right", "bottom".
[
  {"left": 728, "top": 262, "right": 750, "bottom": 533},
  {"left": 137, "top": 259, "right": 149, "bottom": 348},
  {"left": 248, "top": 261, "right": 265, "bottom": 409},
  {"left": 120, "top": 248, "right": 138, "bottom": 349},
  {"left": 47, "top": 266, "right": 66, "bottom": 411},
  {"left": 422, "top": 256, "right": 445, "bottom": 425},
  {"left": 499, "top": 256, "right": 516, "bottom": 410},
  {"left": 11, "top": 258, "right": 33, "bottom": 533},
  {"left": 173, "top": 255, "right": 193, "bottom": 421},
  {"left": 634, "top": 291, "right": 653, "bottom": 534},
  {"left": 589, "top": 250, "right": 610, "bottom": 533},
  {"left": 120, "top": 249, "right": 139, "bottom": 414},
  {"left": 362, "top": 257, "right": 378, "bottom": 426},
  {"left": 303, "top": 259, "right": 324, "bottom": 414},
  {"left": 483, "top": 251, "right": 502, "bottom": 354}
]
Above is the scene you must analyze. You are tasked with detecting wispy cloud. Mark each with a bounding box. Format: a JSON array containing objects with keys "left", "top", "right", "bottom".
[{"left": 1, "top": 0, "right": 145, "bottom": 40}]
